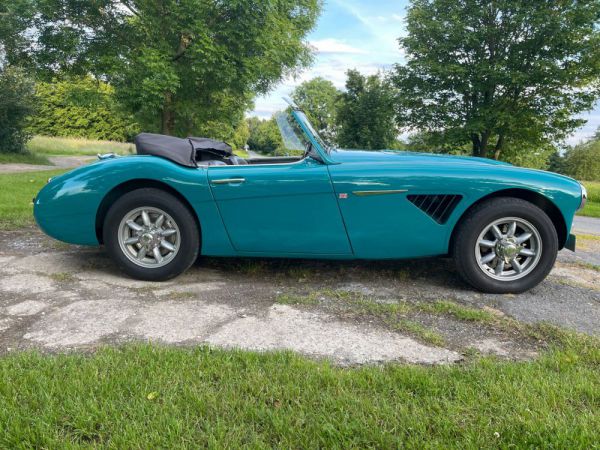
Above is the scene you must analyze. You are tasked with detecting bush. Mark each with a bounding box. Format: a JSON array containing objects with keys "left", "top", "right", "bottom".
[
  {"left": 0, "top": 66, "right": 36, "bottom": 153},
  {"left": 28, "top": 77, "right": 139, "bottom": 142}
]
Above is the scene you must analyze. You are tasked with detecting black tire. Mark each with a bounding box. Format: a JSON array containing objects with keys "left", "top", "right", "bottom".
[
  {"left": 453, "top": 197, "right": 558, "bottom": 294},
  {"left": 103, "top": 188, "right": 200, "bottom": 281}
]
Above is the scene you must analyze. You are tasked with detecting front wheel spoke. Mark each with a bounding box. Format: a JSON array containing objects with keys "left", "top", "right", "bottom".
[
  {"left": 160, "top": 240, "right": 176, "bottom": 252},
  {"left": 160, "top": 228, "right": 177, "bottom": 237},
  {"left": 141, "top": 210, "right": 151, "bottom": 227},
  {"left": 481, "top": 252, "right": 496, "bottom": 264},
  {"left": 478, "top": 239, "right": 496, "bottom": 248},
  {"left": 124, "top": 236, "right": 139, "bottom": 245},
  {"left": 511, "top": 259, "right": 523, "bottom": 273},
  {"left": 154, "top": 214, "right": 165, "bottom": 228},
  {"left": 519, "top": 248, "right": 536, "bottom": 257},
  {"left": 495, "top": 260, "right": 505, "bottom": 275},
  {"left": 491, "top": 225, "right": 503, "bottom": 240},
  {"left": 515, "top": 232, "right": 532, "bottom": 244},
  {"left": 152, "top": 247, "right": 162, "bottom": 263},
  {"left": 137, "top": 247, "right": 147, "bottom": 260},
  {"left": 506, "top": 221, "right": 517, "bottom": 237},
  {"left": 126, "top": 220, "right": 143, "bottom": 232}
]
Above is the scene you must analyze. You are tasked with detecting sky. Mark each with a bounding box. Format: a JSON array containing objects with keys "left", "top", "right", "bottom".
[{"left": 250, "top": 0, "right": 600, "bottom": 145}]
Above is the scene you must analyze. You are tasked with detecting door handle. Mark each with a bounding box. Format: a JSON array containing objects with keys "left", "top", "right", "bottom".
[{"left": 211, "top": 178, "right": 246, "bottom": 185}]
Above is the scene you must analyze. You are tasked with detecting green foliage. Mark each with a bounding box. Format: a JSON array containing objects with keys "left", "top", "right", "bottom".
[
  {"left": 28, "top": 78, "right": 139, "bottom": 142},
  {"left": 230, "top": 119, "right": 250, "bottom": 151},
  {"left": 0, "top": 66, "right": 36, "bottom": 153},
  {"left": 12, "top": 0, "right": 322, "bottom": 136},
  {"left": 393, "top": 0, "right": 600, "bottom": 159},
  {"left": 291, "top": 77, "right": 341, "bottom": 144},
  {"left": 563, "top": 139, "right": 600, "bottom": 181},
  {"left": 578, "top": 181, "right": 600, "bottom": 217},
  {"left": 247, "top": 117, "right": 283, "bottom": 154},
  {"left": 336, "top": 70, "right": 397, "bottom": 149}
]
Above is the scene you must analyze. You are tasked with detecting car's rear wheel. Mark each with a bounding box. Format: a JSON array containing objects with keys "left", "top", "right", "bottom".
[
  {"left": 103, "top": 188, "right": 199, "bottom": 281},
  {"left": 453, "top": 197, "right": 558, "bottom": 293}
]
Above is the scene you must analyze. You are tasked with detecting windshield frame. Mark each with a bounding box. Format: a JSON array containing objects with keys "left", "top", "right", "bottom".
[{"left": 289, "top": 109, "right": 335, "bottom": 164}]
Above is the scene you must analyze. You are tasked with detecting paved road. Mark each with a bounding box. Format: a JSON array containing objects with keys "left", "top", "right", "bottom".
[
  {"left": 0, "top": 156, "right": 95, "bottom": 174},
  {"left": 573, "top": 215, "right": 600, "bottom": 236}
]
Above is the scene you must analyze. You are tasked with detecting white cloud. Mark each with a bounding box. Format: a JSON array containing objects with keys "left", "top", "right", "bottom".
[{"left": 310, "top": 38, "right": 367, "bottom": 55}]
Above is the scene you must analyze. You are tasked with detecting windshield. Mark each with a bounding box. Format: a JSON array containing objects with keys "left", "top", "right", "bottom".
[
  {"left": 274, "top": 111, "right": 309, "bottom": 156},
  {"left": 274, "top": 110, "right": 330, "bottom": 161}
]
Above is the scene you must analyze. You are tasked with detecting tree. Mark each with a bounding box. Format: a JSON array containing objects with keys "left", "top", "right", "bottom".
[
  {"left": 247, "top": 117, "right": 282, "bottom": 154},
  {"left": 230, "top": 119, "right": 250, "bottom": 151},
  {"left": 7, "top": 0, "right": 321, "bottom": 136},
  {"left": 336, "top": 70, "right": 397, "bottom": 149},
  {"left": 393, "top": 0, "right": 600, "bottom": 160},
  {"left": 28, "top": 77, "right": 139, "bottom": 141},
  {"left": 0, "top": 66, "right": 35, "bottom": 153},
  {"left": 291, "top": 77, "right": 340, "bottom": 144},
  {"left": 562, "top": 138, "right": 600, "bottom": 181}
]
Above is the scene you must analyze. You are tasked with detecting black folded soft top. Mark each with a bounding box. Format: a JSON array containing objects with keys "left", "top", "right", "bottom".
[{"left": 134, "top": 133, "right": 232, "bottom": 167}]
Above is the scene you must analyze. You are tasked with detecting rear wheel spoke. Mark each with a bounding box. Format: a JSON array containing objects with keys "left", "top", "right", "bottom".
[
  {"left": 491, "top": 225, "right": 503, "bottom": 240},
  {"left": 126, "top": 220, "right": 143, "bottom": 232},
  {"left": 481, "top": 252, "right": 496, "bottom": 264},
  {"left": 478, "top": 239, "right": 496, "bottom": 248},
  {"left": 495, "top": 260, "right": 505, "bottom": 275},
  {"left": 519, "top": 248, "right": 536, "bottom": 257},
  {"left": 511, "top": 259, "right": 523, "bottom": 273},
  {"left": 160, "top": 240, "right": 176, "bottom": 252}
]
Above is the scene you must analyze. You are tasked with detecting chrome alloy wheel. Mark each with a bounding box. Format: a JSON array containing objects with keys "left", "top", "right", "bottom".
[
  {"left": 117, "top": 207, "right": 181, "bottom": 269},
  {"left": 475, "top": 217, "right": 542, "bottom": 281}
]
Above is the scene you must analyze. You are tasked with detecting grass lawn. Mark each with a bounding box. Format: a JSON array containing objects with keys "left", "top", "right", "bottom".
[
  {"left": 0, "top": 169, "right": 66, "bottom": 229},
  {"left": 28, "top": 135, "right": 135, "bottom": 156},
  {"left": 578, "top": 181, "right": 600, "bottom": 218},
  {"left": 27, "top": 135, "right": 250, "bottom": 158},
  {"left": 0, "top": 339, "right": 598, "bottom": 448},
  {"left": 0, "top": 152, "right": 51, "bottom": 165}
]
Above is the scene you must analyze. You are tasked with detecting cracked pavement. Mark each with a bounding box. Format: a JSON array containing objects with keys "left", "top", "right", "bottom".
[{"left": 0, "top": 227, "right": 598, "bottom": 365}]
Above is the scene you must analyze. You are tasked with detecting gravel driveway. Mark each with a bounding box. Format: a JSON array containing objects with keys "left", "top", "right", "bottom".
[{"left": 1, "top": 226, "right": 598, "bottom": 365}]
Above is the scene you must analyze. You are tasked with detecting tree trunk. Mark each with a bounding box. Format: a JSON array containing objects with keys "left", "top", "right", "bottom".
[
  {"left": 161, "top": 92, "right": 175, "bottom": 135},
  {"left": 493, "top": 134, "right": 505, "bottom": 160},
  {"left": 471, "top": 134, "right": 481, "bottom": 157},
  {"left": 479, "top": 131, "right": 491, "bottom": 159}
]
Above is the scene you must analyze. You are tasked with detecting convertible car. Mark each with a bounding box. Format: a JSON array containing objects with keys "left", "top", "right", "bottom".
[{"left": 34, "top": 102, "right": 587, "bottom": 293}]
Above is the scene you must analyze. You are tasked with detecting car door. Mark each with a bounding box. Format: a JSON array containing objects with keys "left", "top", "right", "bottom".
[{"left": 207, "top": 157, "right": 352, "bottom": 255}]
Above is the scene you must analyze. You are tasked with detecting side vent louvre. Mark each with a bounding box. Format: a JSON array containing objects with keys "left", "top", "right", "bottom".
[{"left": 407, "top": 194, "right": 462, "bottom": 224}]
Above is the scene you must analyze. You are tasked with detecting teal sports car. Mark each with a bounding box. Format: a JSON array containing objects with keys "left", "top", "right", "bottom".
[{"left": 34, "top": 103, "right": 587, "bottom": 293}]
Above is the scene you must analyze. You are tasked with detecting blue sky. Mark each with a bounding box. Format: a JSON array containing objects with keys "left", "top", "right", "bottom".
[{"left": 250, "top": 0, "right": 599, "bottom": 145}]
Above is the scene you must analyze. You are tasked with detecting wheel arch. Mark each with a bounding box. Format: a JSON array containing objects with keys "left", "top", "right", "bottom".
[
  {"left": 448, "top": 188, "right": 567, "bottom": 254},
  {"left": 95, "top": 179, "right": 201, "bottom": 245}
]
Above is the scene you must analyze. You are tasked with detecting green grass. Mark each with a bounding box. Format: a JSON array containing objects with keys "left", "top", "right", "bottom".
[
  {"left": 0, "top": 152, "right": 52, "bottom": 165},
  {"left": 578, "top": 181, "right": 600, "bottom": 218},
  {"left": 0, "top": 343, "right": 598, "bottom": 448},
  {"left": 28, "top": 135, "right": 135, "bottom": 156},
  {"left": 0, "top": 170, "right": 66, "bottom": 229}
]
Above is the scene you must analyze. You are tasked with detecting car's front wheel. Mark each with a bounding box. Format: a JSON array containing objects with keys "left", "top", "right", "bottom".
[
  {"left": 453, "top": 197, "right": 558, "bottom": 293},
  {"left": 103, "top": 188, "right": 200, "bottom": 281}
]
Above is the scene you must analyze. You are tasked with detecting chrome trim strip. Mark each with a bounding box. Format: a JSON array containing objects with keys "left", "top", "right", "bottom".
[
  {"left": 211, "top": 178, "right": 246, "bottom": 185},
  {"left": 352, "top": 189, "right": 408, "bottom": 197}
]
